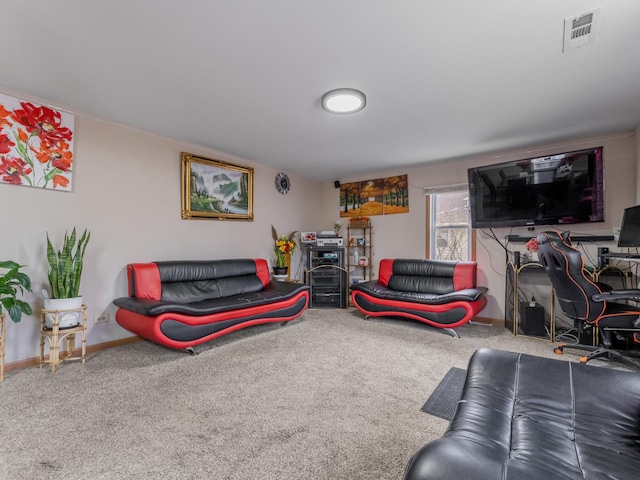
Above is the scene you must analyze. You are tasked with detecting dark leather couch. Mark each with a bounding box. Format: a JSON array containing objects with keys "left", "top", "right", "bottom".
[
  {"left": 113, "top": 259, "right": 309, "bottom": 349},
  {"left": 351, "top": 259, "right": 487, "bottom": 336},
  {"left": 403, "top": 348, "right": 640, "bottom": 480}
]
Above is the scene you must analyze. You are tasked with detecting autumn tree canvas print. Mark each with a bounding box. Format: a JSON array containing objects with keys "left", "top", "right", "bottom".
[
  {"left": 0, "top": 93, "right": 75, "bottom": 191},
  {"left": 339, "top": 174, "right": 409, "bottom": 218}
]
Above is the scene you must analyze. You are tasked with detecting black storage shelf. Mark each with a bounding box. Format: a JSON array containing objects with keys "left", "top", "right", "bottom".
[{"left": 305, "top": 246, "right": 347, "bottom": 308}]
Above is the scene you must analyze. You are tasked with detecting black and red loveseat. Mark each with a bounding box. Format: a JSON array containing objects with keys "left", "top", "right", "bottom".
[
  {"left": 113, "top": 259, "right": 309, "bottom": 350},
  {"left": 350, "top": 258, "right": 487, "bottom": 337}
]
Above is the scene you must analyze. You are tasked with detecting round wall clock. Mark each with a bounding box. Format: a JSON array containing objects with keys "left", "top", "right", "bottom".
[{"left": 275, "top": 173, "right": 290, "bottom": 194}]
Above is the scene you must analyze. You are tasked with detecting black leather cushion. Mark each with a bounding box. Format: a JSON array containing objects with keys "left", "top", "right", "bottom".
[
  {"left": 389, "top": 259, "right": 458, "bottom": 294},
  {"left": 156, "top": 259, "right": 258, "bottom": 282},
  {"left": 392, "top": 259, "right": 457, "bottom": 277},
  {"left": 156, "top": 260, "right": 264, "bottom": 303},
  {"left": 351, "top": 281, "right": 487, "bottom": 305},
  {"left": 114, "top": 281, "right": 309, "bottom": 317},
  {"left": 403, "top": 348, "right": 640, "bottom": 480}
]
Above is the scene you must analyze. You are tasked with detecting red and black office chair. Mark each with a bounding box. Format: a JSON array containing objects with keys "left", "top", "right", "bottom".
[{"left": 536, "top": 230, "right": 640, "bottom": 369}]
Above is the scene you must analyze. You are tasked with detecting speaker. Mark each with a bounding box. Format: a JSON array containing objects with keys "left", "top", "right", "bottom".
[
  {"left": 597, "top": 247, "right": 609, "bottom": 267},
  {"left": 519, "top": 302, "right": 546, "bottom": 336},
  {"left": 513, "top": 251, "right": 520, "bottom": 268},
  {"left": 334, "top": 180, "right": 340, "bottom": 188}
]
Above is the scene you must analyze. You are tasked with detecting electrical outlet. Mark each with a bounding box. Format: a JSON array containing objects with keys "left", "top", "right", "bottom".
[{"left": 94, "top": 313, "right": 109, "bottom": 324}]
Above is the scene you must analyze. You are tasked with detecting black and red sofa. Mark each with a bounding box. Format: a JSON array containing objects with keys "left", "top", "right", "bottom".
[
  {"left": 403, "top": 348, "right": 640, "bottom": 480},
  {"left": 113, "top": 259, "right": 309, "bottom": 350},
  {"left": 350, "top": 258, "right": 487, "bottom": 336}
]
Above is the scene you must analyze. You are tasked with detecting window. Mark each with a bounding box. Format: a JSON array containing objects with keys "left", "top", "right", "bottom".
[{"left": 427, "top": 188, "right": 473, "bottom": 261}]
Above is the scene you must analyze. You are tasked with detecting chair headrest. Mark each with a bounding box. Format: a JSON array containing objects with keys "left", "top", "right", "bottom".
[{"left": 537, "top": 230, "right": 572, "bottom": 246}]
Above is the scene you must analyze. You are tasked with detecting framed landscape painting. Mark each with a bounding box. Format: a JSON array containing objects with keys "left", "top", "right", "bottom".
[
  {"left": 181, "top": 152, "right": 254, "bottom": 221},
  {"left": 339, "top": 174, "right": 409, "bottom": 218},
  {"left": 0, "top": 93, "right": 75, "bottom": 191}
]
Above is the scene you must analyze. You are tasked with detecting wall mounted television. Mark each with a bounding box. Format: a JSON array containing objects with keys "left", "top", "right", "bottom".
[{"left": 467, "top": 146, "right": 604, "bottom": 229}]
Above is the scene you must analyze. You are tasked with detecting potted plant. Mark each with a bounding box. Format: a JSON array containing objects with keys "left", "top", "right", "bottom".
[
  {"left": 44, "top": 227, "right": 90, "bottom": 328},
  {"left": 349, "top": 216, "right": 370, "bottom": 228},
  {"left": 271, "top": 225, "right": 297, "bottom": 277},
  {"left": 0, "top": 260, "right": 33, "bottom": 323}
]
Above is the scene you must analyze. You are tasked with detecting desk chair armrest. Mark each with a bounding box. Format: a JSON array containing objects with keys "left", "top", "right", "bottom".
[{"left": 592, "top": 289, "right": 640, "bottom": 302}]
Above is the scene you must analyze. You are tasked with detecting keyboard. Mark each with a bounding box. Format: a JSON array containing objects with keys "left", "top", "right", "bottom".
[{"left": 603, "top": 252, "right": 640, "bottom": 258}]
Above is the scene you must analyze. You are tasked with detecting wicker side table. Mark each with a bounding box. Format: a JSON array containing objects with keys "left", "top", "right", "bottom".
[{"left": 40, "top": 305, "right": 87, "bottom": 373}]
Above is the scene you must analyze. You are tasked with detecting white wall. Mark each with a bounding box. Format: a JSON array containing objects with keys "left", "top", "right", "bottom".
[
  {"left": 2, "top": 85, "right": 637, "bottom": 364},
  {"left": 326, "top": 131, "right": 638, "bottom": 320},
  {"left": 637, "top": 126, "right": 640, "bottom": 204},
  {"left": 1, "top": 92, "right": 322, "bottom": 363}
]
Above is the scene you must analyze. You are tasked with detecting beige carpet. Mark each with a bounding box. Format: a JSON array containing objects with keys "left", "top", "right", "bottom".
[{"left": 0, "top": 308, "right": 581, "bottom": 480}]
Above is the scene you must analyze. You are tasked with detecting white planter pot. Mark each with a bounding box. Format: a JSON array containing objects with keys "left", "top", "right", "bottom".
[{"left": 43, "top": 296, "right": 83, "bottom": 329}]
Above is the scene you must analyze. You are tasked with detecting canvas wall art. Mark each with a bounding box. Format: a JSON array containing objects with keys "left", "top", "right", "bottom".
[
  {"left": 339, "top": 174, "right": 409, "bottom": 218},
  {"left": 0, "top": 93, "right": 75, "bottom": 191}
]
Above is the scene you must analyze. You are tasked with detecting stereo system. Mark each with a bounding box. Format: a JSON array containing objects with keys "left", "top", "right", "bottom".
[{"left": 317, "top": 237, "right": 343, "bottom": 247}]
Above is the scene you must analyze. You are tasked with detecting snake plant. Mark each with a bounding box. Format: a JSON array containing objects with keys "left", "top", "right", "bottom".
[
  {"left": 46, "top": 228, "right": 91, "bottom": 299},
  {"left": 0, "top": 260, "right": 33, "bottom": 323}
]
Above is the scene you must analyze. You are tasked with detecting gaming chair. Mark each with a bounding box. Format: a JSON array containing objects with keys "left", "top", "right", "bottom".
[{"left": 536, "top": 230, "right": 640, "bottom": 369}]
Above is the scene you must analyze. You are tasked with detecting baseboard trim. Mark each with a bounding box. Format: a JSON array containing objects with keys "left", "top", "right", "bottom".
[
  {"left": 471, "top": 316, "right": 503, "bottom": 327},
  {"left": 4, "top": 335, "right": 141, "bottom": 372}
]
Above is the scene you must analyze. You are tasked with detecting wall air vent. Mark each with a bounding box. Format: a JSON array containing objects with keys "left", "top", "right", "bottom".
[{"left": 563, "top": 8, "right": 601, "bottom": 52}]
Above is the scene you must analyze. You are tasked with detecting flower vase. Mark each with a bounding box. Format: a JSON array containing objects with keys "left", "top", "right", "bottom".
[{"left": 272, "top": 266, "right": 288, "bottom": 282}]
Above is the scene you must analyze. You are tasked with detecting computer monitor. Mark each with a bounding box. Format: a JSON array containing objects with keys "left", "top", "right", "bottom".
[{"left": 618, "top": 205, "right": 640, "bottom": 247}]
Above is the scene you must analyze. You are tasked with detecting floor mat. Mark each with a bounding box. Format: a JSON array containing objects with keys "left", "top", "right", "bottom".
[{"left": 420, "top": 367, "right": 467, "bottom": 421}]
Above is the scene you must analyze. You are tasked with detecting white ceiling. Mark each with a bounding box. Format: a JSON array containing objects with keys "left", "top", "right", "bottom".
[{"left": 1, "top": 1, "right": 639, "bottom": 181}]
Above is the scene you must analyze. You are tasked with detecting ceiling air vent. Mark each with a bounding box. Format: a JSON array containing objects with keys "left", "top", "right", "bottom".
[{"left": 563, "top": 8, "right": 601, "bottom": 52}]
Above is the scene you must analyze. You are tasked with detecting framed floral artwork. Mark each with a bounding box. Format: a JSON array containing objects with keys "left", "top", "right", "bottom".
[
  {"left": 181, "top": 152, "right": 254, "bottom": 221},
  {"left": 0, "top": 93, "right": 75, "bottom": 191}
]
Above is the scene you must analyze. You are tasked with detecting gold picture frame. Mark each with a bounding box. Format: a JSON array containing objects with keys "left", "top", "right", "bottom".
[{"left": 181, "top": 152, "right": 254, "bottom": 221}]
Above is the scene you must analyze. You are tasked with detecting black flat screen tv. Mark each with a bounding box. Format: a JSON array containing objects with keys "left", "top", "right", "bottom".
[{"left": 467, "top": 146, "right": 604, "bottom": 228}]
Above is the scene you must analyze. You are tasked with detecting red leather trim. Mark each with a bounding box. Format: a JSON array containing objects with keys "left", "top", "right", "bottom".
[
  {"left": 378, "top": 259, "right": 394, "bottom": 286},
  {"left": 453, "top": 262, "right": 476, "bottom": 290},
  {"left": 350, "top": 290, "right": 487, "bottom": 330},
  {"left": 254, "top": 258, "right": 270, "bottom": 286},
  {"left": 115, "top": 290, "right": 309, "bottom": 349},
  {"left": 127, "top": 263, "right": 161, "bottom": 300}
]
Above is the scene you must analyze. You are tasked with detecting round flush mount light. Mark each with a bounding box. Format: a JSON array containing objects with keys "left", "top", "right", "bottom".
[{"left": 321, "top": 88, "right": 366, "bottom": 114}]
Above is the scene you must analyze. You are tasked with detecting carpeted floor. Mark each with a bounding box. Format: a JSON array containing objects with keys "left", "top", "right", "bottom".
[{"left": 0, "top": 308, "right": 581, "bottom": 480}]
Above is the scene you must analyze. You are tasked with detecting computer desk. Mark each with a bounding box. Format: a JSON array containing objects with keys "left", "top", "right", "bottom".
[{"left": 597, "top": 254, "right": 640, "bottom": 288}]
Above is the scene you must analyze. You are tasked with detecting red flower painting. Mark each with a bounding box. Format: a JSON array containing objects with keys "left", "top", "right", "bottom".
[{"left": 0, "top": 93, "right": 75, "bottom": 190}]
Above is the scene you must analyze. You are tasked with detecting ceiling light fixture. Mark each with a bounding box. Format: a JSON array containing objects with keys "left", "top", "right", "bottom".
[{"left": 321, "top": 88, "right": 366, "bottom": 114}]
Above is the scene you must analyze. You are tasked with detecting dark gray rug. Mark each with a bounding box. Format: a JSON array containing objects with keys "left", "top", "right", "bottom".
[{"left": 420, "top": 367, "right": 467, "bottom": 421}]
